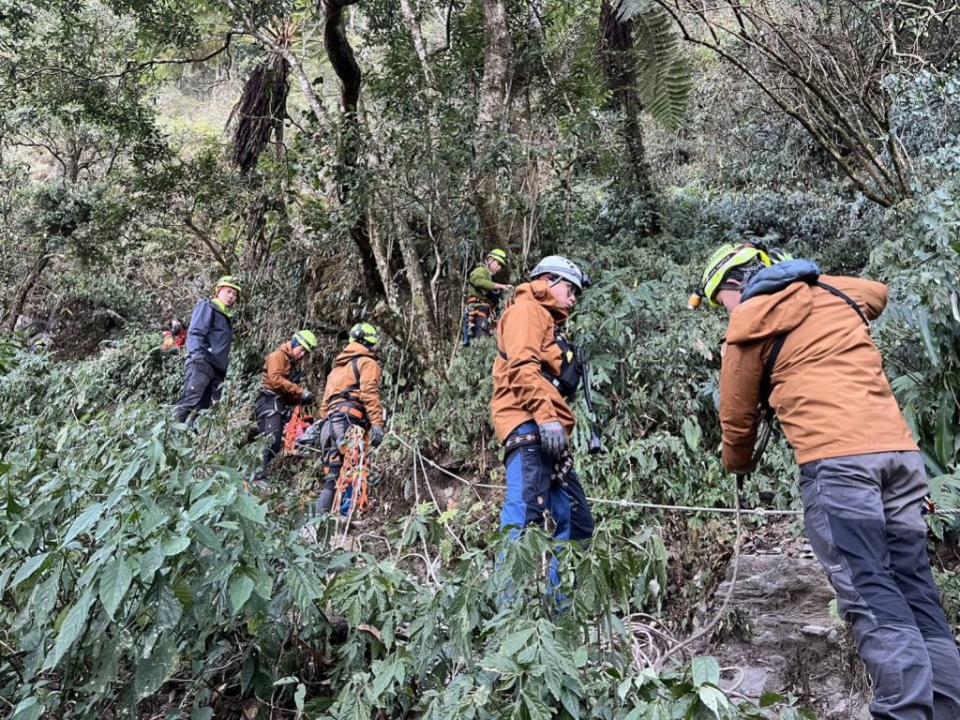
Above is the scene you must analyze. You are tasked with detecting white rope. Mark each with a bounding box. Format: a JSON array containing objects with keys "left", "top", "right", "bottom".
[
  {"left": 387, "top": 431, "right": 806, "bottom": 516},
  {"left": 386, "top": 430, "right": 960, "bottom": 516}
]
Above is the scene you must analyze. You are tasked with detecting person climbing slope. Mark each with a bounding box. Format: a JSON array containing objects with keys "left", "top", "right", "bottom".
[
  {"left": 464, "top": 248, "right": 512, "bottom": 345},
  {"left": 315, "top": 323, "right": 385, "bottom": 514},
  {"left": 253, "top": 330, "right": 318, "bottom": 481},
  {"left": 701, "top": 242, "right": 960, "bottom": 719}
]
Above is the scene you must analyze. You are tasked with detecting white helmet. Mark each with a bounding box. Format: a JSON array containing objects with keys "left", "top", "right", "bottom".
[{"left": 529, "top": 255, "right": 590, "bottom": 291}]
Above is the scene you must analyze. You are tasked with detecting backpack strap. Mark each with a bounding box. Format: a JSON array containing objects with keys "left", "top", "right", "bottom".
[
  {"left": 759, "top": 335, "right": 787, "bottom": 418},
  {"left": 815, "top": 281, "right": 869, "bottom": 327},
  {"left": 327, "top": 357, "right": 364, "bottom": 405},
  {"left": 350, "top": 356, "right": 362, "bottom": 387}
]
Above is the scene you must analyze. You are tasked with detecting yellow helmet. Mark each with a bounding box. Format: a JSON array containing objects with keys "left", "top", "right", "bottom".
[
  {"left": 700, "top": 244, "right": 774, "bottom": 308},
  {"left": 487, "top": 248, "right": 508, "bottom": 266},
  {"left": 293, "top": 330, "right": 318, "bottom": 352},
  {"left": 349, "top": 322, "right": 380, "bottom": 348},
  {"left": 214, "top": 275, "right": 242, "bottom": 294}
]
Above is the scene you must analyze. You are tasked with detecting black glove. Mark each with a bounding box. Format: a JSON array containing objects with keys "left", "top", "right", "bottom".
[
  {"left": 538, "top": 421, "right": 567, "bottom": 460},
  {"left": 369, "top": 425, "right": 385, "bottom": 447},
  {"left": 300, "top": 390, "right": 315, "bottom": 406}
]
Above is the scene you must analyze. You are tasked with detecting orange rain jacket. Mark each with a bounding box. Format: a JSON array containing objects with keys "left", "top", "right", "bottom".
[
  {"left": 261, "top": 342, "right": 307, "bottom": 405},
  {"left": 491, "top": 280, "right": 575, "bottom": 442},
  {"left": 720, "top": 275, "right": 917, "bottom": 473},
  {"left": 319, "top": 342, "right": 384, "bottom": 428}
]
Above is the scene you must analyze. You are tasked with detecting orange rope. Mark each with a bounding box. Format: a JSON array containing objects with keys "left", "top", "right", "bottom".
[
  {"left": 283, "top": 406, "right": 315, "bottom": 455},
  {"left": 332, "top": 425, "right": 369, "bottom": 516}
]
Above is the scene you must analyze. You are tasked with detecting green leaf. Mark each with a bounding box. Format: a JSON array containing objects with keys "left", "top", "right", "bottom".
[
  {"left": 135, "top": 634, "right": 179, "bottom": 698},
  {"left": 228, "top": 572, "right": 255, "bottom": 613},
  {"left": 30, "top": 561, "right": 62, "bottom": 624},
  {"left": 99, "top": 556, "right": 134, "bottom": 619},
  {"left": 697, "top": 685, "right": 729, "bottom": 717},
  {"left": 11, "top": 551, "right": 50, "bottom": 589},
  {"left": 233, "top": 493, "right": 267, "bottom": 524},
  {"left": 187, "top": 495, "right": 218, "bottom": 521},
  {"left": 161, "top": 536, "right": 191, "bottom": 556},
  {"left": 155, "top": 581, "right": 184, "bottom": 629},
  {"left": 138, "top": 544, "right": 164, "bottom": 581},
  {"left": 43, "top": 587, "right": 96, "bottom": 670},
  {"left": 919, "top": 310, "right": 941, "bottom": 368},
  {"left": 499, "top": 626, "right": 536, "bottom": 656},
  {"left": 691, "top": 655, "right": 720, "bottom": 687},
  {"left": 191, "top": 709, "right": 213, "bottom": 720},
  {"left": 10, "top": 696, "right": 43, "bottom": 720},
  {"left": 62, "top": 502, "right": 105, "bottom": 545},
  {"left": 934, "top": 392, "right": 956, "bottom": 469},
  {"left": 682, "top": 418, "right": 701, "bottom": 451}
]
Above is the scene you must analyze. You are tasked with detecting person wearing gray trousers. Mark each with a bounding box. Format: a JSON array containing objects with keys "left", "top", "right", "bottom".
[{"left": 801, "top": 451, "right": 960, "bottom": 720}]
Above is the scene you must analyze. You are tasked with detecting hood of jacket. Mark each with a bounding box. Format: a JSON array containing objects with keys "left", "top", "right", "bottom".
[
  {"left": 513, "top": 279, "right": 571, "bottom": 323},
  {"left": 334, "top": 341, "right": 378, "bottom": 366},
  {"left": 279, "top": 341, "right": 299, "bottom": 362},
  {"left": 726, "top": 260, "right": 821, "bottom": 344}
]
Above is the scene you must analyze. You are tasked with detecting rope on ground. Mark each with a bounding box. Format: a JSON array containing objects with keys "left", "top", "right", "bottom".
[
  {"left": 388, "top": 431, "right": 960, "bottom": 516},
  {"left": 387, "top": 431, "right": 804, "bottom": 517},
  {"left": 655, "top": 478, "right": 743, "bottom": 670}
]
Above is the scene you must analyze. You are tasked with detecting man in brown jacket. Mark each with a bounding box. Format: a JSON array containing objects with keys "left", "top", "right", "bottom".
[
  {"left": 316, "top": 323, "right": 385, "bottom": 514},
  {"left": 253, "top": 330, "right": 318, "bottom": 481},
  {"left": 703, "top": 245, "right": 960, "bottom": 719},
  {"left": 492, "top": 255, "right": 594, "bottom": 593}
]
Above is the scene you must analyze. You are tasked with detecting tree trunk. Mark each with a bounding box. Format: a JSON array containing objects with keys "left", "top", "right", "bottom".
[
  {"left": 599, "top": 0, "right": 659, "bottom": 235},
  {"left": 6, "top": 242, "right": 51, "bottom": 332},
  {"left": 323, "top": 0, "right": 384, "bottom": 297},
  {"left": 398, "top": 220, "right": 440, "bottom": 361},
  {"left": 473, "top": 0, "right": 512, "bottom": 249}
]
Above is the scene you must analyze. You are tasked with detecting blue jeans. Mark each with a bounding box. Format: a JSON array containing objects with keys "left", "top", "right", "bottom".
[{"left": 500, "top": 422, "right": 595, "bottom": 590}]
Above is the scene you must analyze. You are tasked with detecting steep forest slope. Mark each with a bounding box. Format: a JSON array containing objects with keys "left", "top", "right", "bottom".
[{"left": 2, "top": 0, "right": 960, "bottom": 718}]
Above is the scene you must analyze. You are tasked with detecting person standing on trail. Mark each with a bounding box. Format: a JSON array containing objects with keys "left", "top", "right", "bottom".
[
  {"left": 491, "top": 255, "right": 594, "bottom": 590},
  {"left": 700, "top": 242, "right": 960, "bottom": 719},
  {"left": 174, "top": 276, "right": 241, "bottom": 425},
  {"left": 464, "top": 248, "right": 513, "bottom": 345},
  {"left": 253, "top": 330, "right": 318, "bottom": 482},
  {"left": 315, "top": 323, "right": 385, "bottom": 514}
]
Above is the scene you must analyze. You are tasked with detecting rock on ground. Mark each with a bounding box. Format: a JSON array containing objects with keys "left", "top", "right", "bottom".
[{"left": 706, "top": 549, "right": 871, "bottom": 718}]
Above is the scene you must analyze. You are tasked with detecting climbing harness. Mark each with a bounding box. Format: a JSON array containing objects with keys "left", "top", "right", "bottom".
[
  {"left": 326, "top": 357, "right": 371, "bottom": 427},
  {"left": 463, "top": 297, "right": 497, "bottom": 346},
  {"left": 497, "top": 328, "right": 604, "bottom": 454}
]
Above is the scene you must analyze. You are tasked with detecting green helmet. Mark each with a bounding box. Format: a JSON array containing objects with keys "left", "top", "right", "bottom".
[
  {"left": 293, "top": 329, "right": 318, "bottom": 352},
  {"left": 214, "top": 275, "right": 242, "bottom": 294},
  {"left": 700, "top": 243, "right": 777, "bottom": 308},
  {"left": 487, "top": 248, "right": 508, "bottom": 266},
  {"left": 349, "top": 322, "right": 380, "bottom": 348}
]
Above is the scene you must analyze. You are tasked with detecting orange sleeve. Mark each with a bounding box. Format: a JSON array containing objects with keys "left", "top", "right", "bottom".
[
  {"left": 501, "top": 304, "right": 558, "bottom": 427},
  {"left": 821, "top": 275, "right": 888, "bottom": 321},
  {"left": 264, "top": 350, "right": 305, "bottom": 404},
  {"left": 720, "top": 340, "right": 765, "bottom": 474},
  {"left": 358, "top": 357, "right": 384, "bottom": 428}
]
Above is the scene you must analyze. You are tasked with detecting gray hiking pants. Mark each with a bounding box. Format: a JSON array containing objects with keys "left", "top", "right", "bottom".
[{"left": 800, "top": 451, "right": 960, "bottom": 720}]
